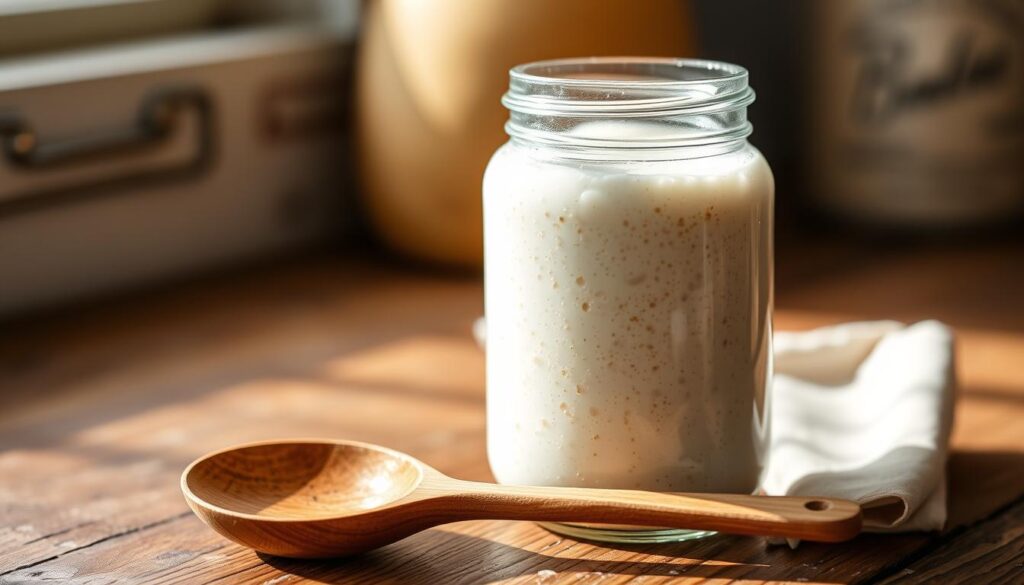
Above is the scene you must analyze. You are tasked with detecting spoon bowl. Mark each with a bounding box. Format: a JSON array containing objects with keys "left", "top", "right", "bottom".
[
  {"left": 182, "top": 439, "right": 863, "bottom": 558},
  {"left": 184, "top": 441, "right": 423, "bottom": 519}
]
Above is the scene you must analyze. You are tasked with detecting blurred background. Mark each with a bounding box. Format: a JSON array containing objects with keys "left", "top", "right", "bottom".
[{"left": 0, "top": 0, "right": 1021, "bottom": 317}]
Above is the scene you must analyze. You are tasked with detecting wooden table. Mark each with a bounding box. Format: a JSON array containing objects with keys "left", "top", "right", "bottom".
[{"left": 2, "top": 238, "right": 1023, "bottom": 584}]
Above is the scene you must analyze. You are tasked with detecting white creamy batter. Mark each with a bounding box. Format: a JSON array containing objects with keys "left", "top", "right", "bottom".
[{"left": 484, "top": 121, "right": 774, "bottom": 494}]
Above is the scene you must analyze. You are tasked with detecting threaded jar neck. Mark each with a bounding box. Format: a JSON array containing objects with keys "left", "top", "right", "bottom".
[{"left": 502, "top": 57, "right": 755, "bottom": 160}]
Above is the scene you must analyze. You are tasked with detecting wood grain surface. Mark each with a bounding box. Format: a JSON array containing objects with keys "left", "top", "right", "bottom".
[{"left": 1, "top": 237, "right": 1023, "bottom": 584}]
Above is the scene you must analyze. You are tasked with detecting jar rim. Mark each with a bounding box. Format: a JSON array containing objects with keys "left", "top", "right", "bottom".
[
  {"left": 503, "top": 57, "right": 754, "bottom": 118},
  {"left": 502, "top": 57, "right": 755, "bottom": 158},
  {"left": 509, "top": 57, "right": 749, "bottom": 88}
]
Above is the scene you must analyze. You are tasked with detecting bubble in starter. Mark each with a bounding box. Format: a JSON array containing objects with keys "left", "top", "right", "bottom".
[{"left": 577, "top": 188, "right": 610, "bottom": 222}]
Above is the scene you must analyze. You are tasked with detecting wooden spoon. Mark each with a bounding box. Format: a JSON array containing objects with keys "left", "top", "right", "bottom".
[{"left": 181, "top": 439, "right": 862, "bottom": 558}]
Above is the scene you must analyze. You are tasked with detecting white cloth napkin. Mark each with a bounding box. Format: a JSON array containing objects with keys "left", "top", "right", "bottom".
[
  {"left": 473, "top": 318, "right": 956, "bottom": 535},
  {"left": 763, "top": 320, "right": 956, "bottom": 535}
]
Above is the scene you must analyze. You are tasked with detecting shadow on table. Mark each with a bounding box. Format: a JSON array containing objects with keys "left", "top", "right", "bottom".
[
  {"left": 256, "top": 448, "right": 1024, "bottom": 584},
  {"left": 258, "top": 532, "right": 771, "bottom": 583},
  {"left": 947, "top": 449, "right": 1024, "bottom": 528},
  {"left": 257, "top": 529, "right": 926, "bottom": 584}
]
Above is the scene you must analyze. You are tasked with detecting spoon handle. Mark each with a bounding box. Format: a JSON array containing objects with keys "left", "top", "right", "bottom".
[{"left": 438, "top": 481, "right": 862, "bottom": 542}]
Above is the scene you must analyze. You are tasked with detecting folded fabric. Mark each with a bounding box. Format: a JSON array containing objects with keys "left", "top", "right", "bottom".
[{"left": 762, "top": 320, "right": 956, "bottom": 535}]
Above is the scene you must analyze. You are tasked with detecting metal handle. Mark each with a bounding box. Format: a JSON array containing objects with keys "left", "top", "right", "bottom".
[
  {"left": 1, "top": 85, "right": 210, "bottom": 169},
  {"left": 0, "top": 84, "right": 214, "bottom": 218}
]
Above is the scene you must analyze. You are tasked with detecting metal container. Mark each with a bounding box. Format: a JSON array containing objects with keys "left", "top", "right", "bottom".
[{"left": 0, "top": 25, "right": 355, "bottom": 316}]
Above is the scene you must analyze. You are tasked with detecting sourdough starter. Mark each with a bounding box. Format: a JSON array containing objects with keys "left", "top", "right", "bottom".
[{"left": 484, "top": 121, "right": 774, "bottom": 493}]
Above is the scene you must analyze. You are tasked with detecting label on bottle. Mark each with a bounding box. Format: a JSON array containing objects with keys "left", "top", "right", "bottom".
[{"left": 812, "top": 0, "right": 1024, "bottom": 226}]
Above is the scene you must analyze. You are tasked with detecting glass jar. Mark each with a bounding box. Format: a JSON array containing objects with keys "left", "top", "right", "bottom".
[{"left": 483, "top": 58, "right": 774, "bottom": 543}]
